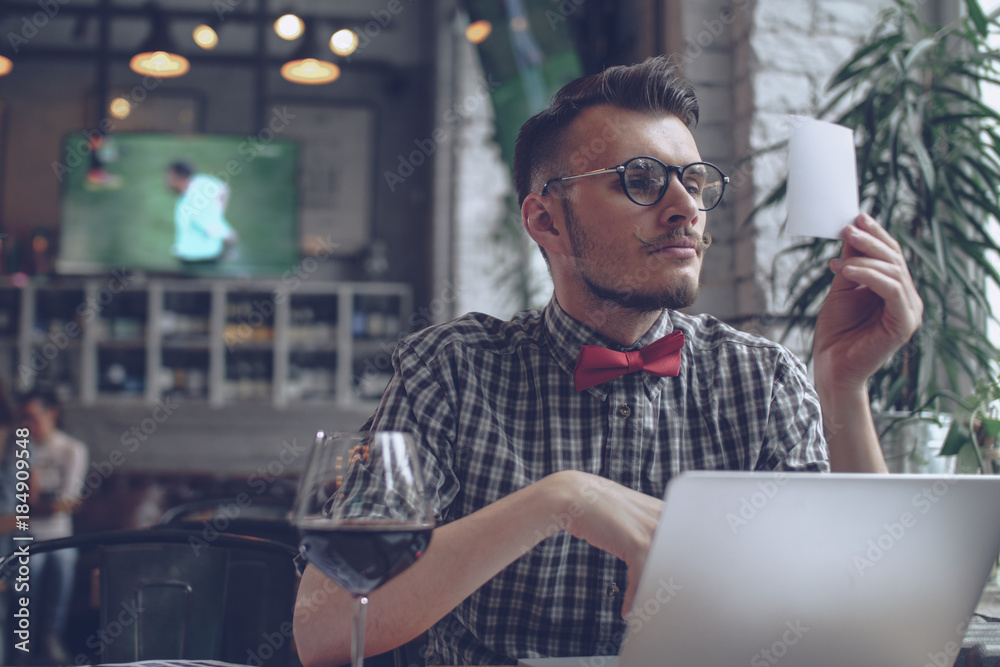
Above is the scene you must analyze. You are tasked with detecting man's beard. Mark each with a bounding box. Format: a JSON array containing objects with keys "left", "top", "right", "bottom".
[{"left": 563, "top": 199, "right": 708, "bottom": 312}]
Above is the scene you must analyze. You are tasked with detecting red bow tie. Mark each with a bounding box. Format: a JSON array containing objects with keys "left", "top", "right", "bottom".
[{"left": 573, "top": 330, "right": 685, "bottom": 392}]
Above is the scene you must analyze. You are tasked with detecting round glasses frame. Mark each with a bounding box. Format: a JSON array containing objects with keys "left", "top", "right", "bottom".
[{"left": 541, "top": 156, "right": 730, "bottom": 211}]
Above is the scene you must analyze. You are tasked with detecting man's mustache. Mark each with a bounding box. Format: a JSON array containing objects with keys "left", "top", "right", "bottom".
[{"left": 634, "top": 228, "right": 712, "bottom": 254}]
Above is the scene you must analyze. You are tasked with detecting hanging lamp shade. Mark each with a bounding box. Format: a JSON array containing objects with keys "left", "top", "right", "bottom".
[
  {"left": 281, "top": 22, "right": 339, "bottom": 85},
  {"left": 130, "top": 7, "right": 189, "bottom": 78}
]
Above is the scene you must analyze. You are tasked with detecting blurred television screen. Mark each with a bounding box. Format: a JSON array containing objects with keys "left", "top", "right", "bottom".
[{"left": 56, "top": 132, "right": 299, "bottom": 278}]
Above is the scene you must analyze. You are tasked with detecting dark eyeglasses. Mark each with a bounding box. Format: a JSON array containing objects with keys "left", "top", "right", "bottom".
[{"left": 541, "top": 156, "right": 729, "bottom": 211}]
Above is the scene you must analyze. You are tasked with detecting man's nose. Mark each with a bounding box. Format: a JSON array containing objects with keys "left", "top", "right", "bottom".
[{"left": 656, "top": 172, "right": 701, "bottom": 226}]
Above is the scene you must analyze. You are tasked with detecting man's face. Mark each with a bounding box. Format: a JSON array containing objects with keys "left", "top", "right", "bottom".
[
  {"left": 551, "top": 105, "right": 710, "bottom": 312},
  {"left": 21, "top": 398, "right": 56, "bottom": 441},
  {"left": 166, "top": 170, "right": 187, "bottom": 194}
]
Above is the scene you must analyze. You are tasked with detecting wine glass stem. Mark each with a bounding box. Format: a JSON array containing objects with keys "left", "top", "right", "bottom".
[{"left": 352, "top": 595, "right": 368, "bottom": 667}]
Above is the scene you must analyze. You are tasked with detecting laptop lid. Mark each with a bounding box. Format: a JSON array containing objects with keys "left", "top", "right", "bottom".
[{"left": 612, "top": 471, "right": 1000, "bottom": 667}]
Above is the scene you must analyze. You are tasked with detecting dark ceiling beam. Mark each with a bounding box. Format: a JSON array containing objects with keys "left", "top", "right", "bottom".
[
  {"left": 5, "top": 47, "right": 399, "bottom": 75},
  {"left": 2, "top": 0, "right": 405, "bottom": 123},
  {"left": 254, "top": 0, "right": 267, "bottom": 133},
  {"left": 0, "top": 1, "right": 397, "bottom": 30},
  {"left": 2, "top": 1, "right": 400, "bottom": 77},
  {"left": 95, "top": 0, "right": 111, "bottom": 127}
]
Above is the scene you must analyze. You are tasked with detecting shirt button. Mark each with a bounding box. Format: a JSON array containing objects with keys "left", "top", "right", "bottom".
[
  {"left": 617, "top": 404, "right": 632, "bottom": 419},
  {"left": 607, "top": 582, "right": 620, "bottom": 599}
]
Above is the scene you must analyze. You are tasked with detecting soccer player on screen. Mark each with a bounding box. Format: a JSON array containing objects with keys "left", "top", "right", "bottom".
[{"left": 166, "top": 161, "right": 239, "bottom": 264}]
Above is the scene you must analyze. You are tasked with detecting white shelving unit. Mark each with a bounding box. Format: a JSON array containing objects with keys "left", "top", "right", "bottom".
[{"left": 2, "top": 278, "right": 412, "bottom": 408}]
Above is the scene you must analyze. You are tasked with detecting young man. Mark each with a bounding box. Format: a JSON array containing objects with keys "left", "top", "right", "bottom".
[
  {"left": 166, "top": 161, "right": 239, "bottom": 264},
  {"left": 293, "top": 57, "right": 922, "bottom": 666}
]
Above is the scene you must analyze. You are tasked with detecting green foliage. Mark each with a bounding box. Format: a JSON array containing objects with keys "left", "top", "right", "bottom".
[
  {"left": 767, "top": 0, "right": 1000, "bottom": 414},
  {"left": 939, "top": 359, "right": 1000, "bottom": 471}
]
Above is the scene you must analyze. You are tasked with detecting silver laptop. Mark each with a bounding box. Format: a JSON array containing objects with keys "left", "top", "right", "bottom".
[{"left": 521, "top": 471, "right": 1000, "bottom": 667}]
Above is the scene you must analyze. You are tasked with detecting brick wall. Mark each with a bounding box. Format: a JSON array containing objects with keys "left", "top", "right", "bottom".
[
  {"left": 681, "top": 0, "right": 756, "bottom": 322},
  {"left": 675, "top": 0, "right": 898, "bottom": 350},
  {"left": 743, "top": 0, "right": 894, "bottom": 346}
]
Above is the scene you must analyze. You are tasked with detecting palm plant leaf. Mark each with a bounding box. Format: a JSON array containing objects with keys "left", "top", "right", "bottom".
[{"left": 757, "top": 0, "right": 1000, "bottom": 413}]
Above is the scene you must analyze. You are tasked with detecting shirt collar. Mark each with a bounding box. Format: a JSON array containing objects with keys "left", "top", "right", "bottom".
[{"left": 542, "top": 297, "right": 678, "bottom": 396}]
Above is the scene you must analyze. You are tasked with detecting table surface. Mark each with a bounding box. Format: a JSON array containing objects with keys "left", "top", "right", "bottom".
[
  {"left": 976, "top": 581, "right": 1000, "bottom": 619},
  {"left": 87, "top": 582, "right": 1000, "bottom": 667}
]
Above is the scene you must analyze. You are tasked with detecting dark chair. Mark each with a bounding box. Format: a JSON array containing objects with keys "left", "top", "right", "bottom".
[
  {"left": 157, "top": 496, "right": 293, "bottom": 524},
  {"left": 158, "top": 497, "right": 301, "bottom": 549},
  {"left": 0, "top": 528, "right": 299, "bottom": 666}
]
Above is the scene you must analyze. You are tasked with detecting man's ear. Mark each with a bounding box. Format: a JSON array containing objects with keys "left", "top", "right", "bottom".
[{"left": 522, "top": 193, "right": 570, "bottom": 257}]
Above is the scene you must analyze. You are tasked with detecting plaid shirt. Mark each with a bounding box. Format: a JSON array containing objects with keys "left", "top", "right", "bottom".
[{"left": 364, "top": 299, "right": 828, "bottom": 665}]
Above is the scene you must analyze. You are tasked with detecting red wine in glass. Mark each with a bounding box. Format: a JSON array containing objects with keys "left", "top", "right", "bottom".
[{"left": 298, "top": 520, "right": 433, "bottom": 596}]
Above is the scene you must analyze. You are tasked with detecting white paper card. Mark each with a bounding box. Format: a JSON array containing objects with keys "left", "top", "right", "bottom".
[{"left": 786, "top": 117, "right": 859, "bottom": 239}]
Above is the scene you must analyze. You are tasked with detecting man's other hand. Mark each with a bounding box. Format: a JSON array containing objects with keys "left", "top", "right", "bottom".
[{"left": 813, "top": 213, "right": 923, "bottom": 395}]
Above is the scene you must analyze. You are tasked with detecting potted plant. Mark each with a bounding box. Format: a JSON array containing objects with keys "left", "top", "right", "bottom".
[
  {"left": 753, "top": 0, "right": 1000, "bottom": 468},
  {"left": 940, "top": 358, "right": 1000, "bottom": 473}
]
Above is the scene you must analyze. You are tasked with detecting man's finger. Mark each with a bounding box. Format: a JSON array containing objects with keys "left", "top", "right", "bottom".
[{"left": 841, "top": 220, "right": 897, "bottom": 265}]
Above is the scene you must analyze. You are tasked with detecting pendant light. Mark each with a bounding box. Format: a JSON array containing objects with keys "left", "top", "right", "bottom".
[
  {"left": 281, "top": 22, "right": 340, "bottom": 85},
  {"left": 130, "top": 5, "right": 189, "bottom": 78}
]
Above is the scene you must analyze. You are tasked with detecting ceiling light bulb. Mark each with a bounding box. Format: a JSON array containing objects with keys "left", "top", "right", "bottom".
[
  {"left": 465, "top": 20, "right": 492, "bottom": 44},
  {"left": 109, "top": 97, "right": 132, "bottom": 119},
  {"left": 274, "top": 14, "right": 305, "bottom": 40},
  {"left": 193, "top": 24, "right": 219, "bottom": 50},
  {"left": 330, "top": 29, "right": 359, "bottom": 56},
  {"left": 0, "top": 55, "right": 11, "bottom": 77}
]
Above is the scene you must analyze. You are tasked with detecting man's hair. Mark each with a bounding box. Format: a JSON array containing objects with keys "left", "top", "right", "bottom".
[
  {"left": 18, "top": 387, "right": 61, "bottom": 412},
  {"left": 168, "top": 161, "right": 194, "bottom": 178},
  {"left": 513, "top": 56, "right": 700, "bottom": 207}
]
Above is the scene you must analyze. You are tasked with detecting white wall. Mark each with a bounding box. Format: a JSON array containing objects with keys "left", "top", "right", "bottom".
[
  {"left": 747, "top": 0, "right": 894, "bottom": 321},
  {"left": 447, "top": 24, "right": 553, "bottom": 320},
  {"left": 451, "top": 35, "right": 552, "bottom": 319}
]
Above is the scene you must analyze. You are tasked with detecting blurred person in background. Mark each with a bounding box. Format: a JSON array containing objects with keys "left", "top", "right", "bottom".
[
  {"left": 18, "top": 388, "right": 88, "bottom": 666},
  {"left": 0, "top": 378, "right": 19, "bottom": 664}
]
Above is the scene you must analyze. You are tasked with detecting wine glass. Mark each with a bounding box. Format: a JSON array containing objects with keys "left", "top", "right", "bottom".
[{"left": 292, "top": 430, "right": 434, "bottom": 667}]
